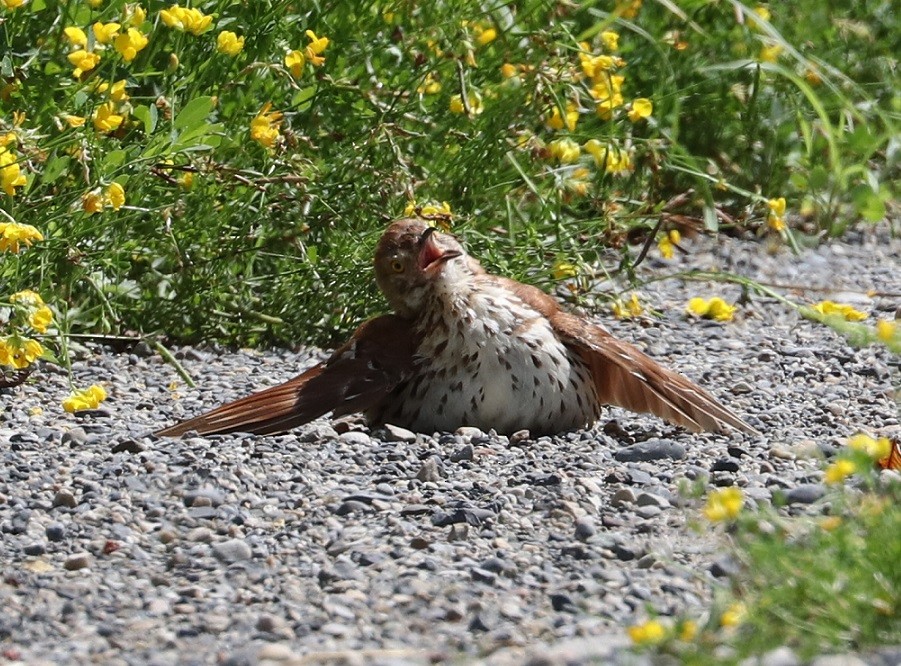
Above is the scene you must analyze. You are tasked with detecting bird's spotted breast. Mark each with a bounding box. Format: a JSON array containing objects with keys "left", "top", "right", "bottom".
[{"left": 375, "top": 282, "right": 601, "bottom": 435}]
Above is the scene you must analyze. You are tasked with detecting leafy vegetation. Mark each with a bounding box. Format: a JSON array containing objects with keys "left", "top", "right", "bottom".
[{"left": 1, "top": 0, "right": 897, "bottom": 348}]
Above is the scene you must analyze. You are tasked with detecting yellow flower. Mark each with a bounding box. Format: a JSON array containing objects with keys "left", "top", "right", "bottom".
[
  {"left": 628, "top": 98, "right": 653, "bottom": 122},
  {"left": 720, "top": 602, "right": 746, "bottom": 628},
  {"left": 579, "top": 52, "right": 616, "bottom": 79},
  {"left": 547, "top": 138, "right": 580, "bottom": 164},
  {"left": 62, "top": 384, "right": 108, "bottom": 413},
  {"left": 93, "top": 21, "right": 121, "bottom": 44},
  {"left": 759, "top": 44, "right": 783, "bottom": 62},
  {"left": 305, "top": 30, "right": 329, "bottom": 66},
  {"left": 703, "top": 487, "right": 743, "bottom": 521},
  {"left": 449, "top": 91, "right": 484, "bottom": 115},
  {"left": 403, "top": 200, "right": 452, "bottom": 220},
  {"left": 285, "top": 50, "right": 305, "bottom": 78},
  {"left": 766, "top": 196, "right": 786, "bottom": 231},
  {"left": 0, "top": 221, "right": 42, "bottom": 251},
  {"left": 616, "top": 0, "right": 642, "bottom": 19},
  {"left": 687, "top": 297, "right": 736, "bottom": 322},
  {"left": 64, "top": 27, "right": 89, "bottom": 47},
  {"left": 2, "top": 0, "right": 27, "bottom": 9},
  {"left": 811, "top": 300, "right": 867, "bottom": 321},
  {"left": 546, "top": 102, "right": 579, "bottom": 131},
  {"left": 250, "top": 102, "right": 283, "bottom": 150},
  {"left": 109, "top": 79, "right": 129, "bottom": 103},
  {"left": 67, "top": 49, "right": 102, "bottom": 77},
  {"left": 612, "top": 293, "right": 643, "bottom": 319},
  {"left": 876, "top": 319, "right": 897, "bottom": 343},
  {"left": 114, "top": 27, "right": 148, "bottom": 62},
  {"left": 600, "top": 30, "right": 619, "bottom": 51},
  {"left": 159, "top": 5, "right": 211, "bottom": 35},
  {"left": 9, "top": 289, "right": 42, "bottom": 306},
  {"left": 416, "top": 72, "right": 441, "bottom": 95},
  {"left": 679, "top": 620, "right": 697, "bottom": 641},
  {"left": 107, "top": 182, "right": 125, "bottom": 210},
  {"left": 82, "top": 190, "right": 105, "bottom": 213},
  {"left": 824, "top": 459, "right": 856, "bottom": 485},
  {"left": 217, "top": 30, "right": 244, "bottom": 56},
  {"left": 29, "top": 305, "right": 53, "bottom": 333},
  {"left": 473, "top": 24, "right": 497, "bottom": 46},
  {"left": 0, "top": 337, "right": 44, "bottom": 369},
  {"left": 583, "top": 140, "right": 632, "bottom": 174},
  {"left": 92, "top": 102, "right": 125, "bottom": 132},
  {"left": 658, "top": 229, "right": 681, "bottom": 259},
  {"left": 847, "top": 434, "right": 892, "bottom": 461},
  {"left": 500, "top": 63, "right": 517, "bottom": 78},
  {"left": 552, "top": 260, "right": 578, "bottom": 280},
  {"left": 804, "top": 68, "right": 822, "bottom": 86},
  {"left": 125, "top": 4, "right": 146, "bottom": 27},
  {"left": 819, "top": 516, "right": 843, "bottom": 532},
  {"left": 87, "top": 0, "right": 103, "bottom": 6},
  {"left": 0, "top": 146, "right": 28, "bottom": 196},
  {"left": 591, "top": 74, "right": 625, "bottom": 118},
  {"left": 750, "top": 5, "right": 771, "bottom": 30},
  {"left": 628, "top": 619, "right": 666, "bottom": 645}
]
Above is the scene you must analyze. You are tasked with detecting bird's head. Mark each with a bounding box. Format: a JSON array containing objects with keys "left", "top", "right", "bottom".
[{"left": 374, "top": 218, "right": 476, "bottom": 318}]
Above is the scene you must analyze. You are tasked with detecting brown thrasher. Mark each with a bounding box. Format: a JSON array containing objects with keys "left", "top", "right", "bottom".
[{"left": 157, "top": 219, "right": 757, "bottom": 438}]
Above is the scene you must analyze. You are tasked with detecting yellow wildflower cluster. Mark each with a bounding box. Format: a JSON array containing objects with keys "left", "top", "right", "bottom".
[
  {"left": 250, "top": 103, "right": 283, "bottom": 150},
  {"left": 62, "top": 384, "right": 108, "bottom": 413},
  {"left": 0, "top": 137, "right": 28, "bottom": 196},
  {"left": 546, "top": 102, "right": 579, "bottom": 132},
  {"left": 552, "top": 260, "right": 578, "bottom": 281},
  {"left": 547, "top": 138, "right": 580, "bottom": 164},
  {"left": 876, "top": 319, "right": 898, "bottom": 345},
  {"left": 82, "top": 182, "right": 126, "bottom": 214},
  {"left": 285, "top": 30, "right": 330, "bottom": 77},
  {"left": 0, "top": 221, "right": 43, "bottom": 252},
  {"left": 824, "top": 459, "right": 856, "bottom": 485},
  {"left": 720, "top": 602, "right": 746, "bottom": 628},
  {"left": 612, "top": 293, "right": 643, "bottom": 319},
  {"left": 847, "top": 433, "right": 893, "bottom": 462},
  {"left": 9, "top": 290, "right": 53, "bottom": 333},
  {"left": 810, "top": 300, "right": 867, "bottom": 321},
  {"left": 2, "top": 0, "right": 27, "bottom": 10},
  {"left": 703, "top": 487, "right": 743, "bottom": 522},
  {"left": 657, "top": 229, "right": 681, "bottom": 259},
  {"left": 0, "top": 337, "right": 44, "bottom": 370},
  {"left": 687, "top": 296, "right": 737, "bottom": 322},
  {"left": 583, "top": 139, "right": 633, "bottom": 175},
  {"left": 63, "top": 20, "right": 148, "bottom": 72},
  {"left": 160, "top": 4, "right": 213, "bottom": 35},
  {"left": 403, "top": 201, "right": 453, "bottom": 229}
]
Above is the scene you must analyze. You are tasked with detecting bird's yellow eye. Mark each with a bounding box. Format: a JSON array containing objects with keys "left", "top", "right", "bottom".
[{"left": 390, "top": 259, "right": 404, "bottom": 273}]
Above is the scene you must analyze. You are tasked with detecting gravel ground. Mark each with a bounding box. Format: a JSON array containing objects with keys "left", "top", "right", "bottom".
[{"left": 1, "top": 229, "right": 899, "bottom": 665}]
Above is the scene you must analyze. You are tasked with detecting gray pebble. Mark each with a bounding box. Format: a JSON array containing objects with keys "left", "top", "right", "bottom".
[
  {"left": 64, "top": 553, "right": 92, "bottom": 571},
  {"left": 785, "top": 484, "right": 826, "bottom": 505},
  {"left": 212, "top": 538, "right": 252, "bottom": 563}
]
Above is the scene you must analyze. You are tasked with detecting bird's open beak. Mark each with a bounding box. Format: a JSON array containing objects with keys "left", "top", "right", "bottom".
[{"left": 418, "top": 227, "right": 461, "bottom": 273}]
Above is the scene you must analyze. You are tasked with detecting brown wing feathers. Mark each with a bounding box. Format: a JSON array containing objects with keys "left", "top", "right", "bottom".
[{"left": 156, "top": 315, "right": 417, "bottom": 437}]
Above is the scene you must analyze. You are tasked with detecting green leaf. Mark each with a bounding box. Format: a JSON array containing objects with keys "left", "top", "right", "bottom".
[
  {"left": 174, "top": 96, "right": 213, "bottom": 132},
  {"left": 133, "top": 104, "right": 158, "bottom": 135},
  {"left": 851, "top": 185, "right": 886, "bottom": 222},
  {"left": 42, "top": 155, "right": 70, "bottom": 185},
  {"left": 808, "top": 165, "right": 829, "bottom": 190},
  {"left": 103, "top": 150, "right": 128, "bottom": 170}
]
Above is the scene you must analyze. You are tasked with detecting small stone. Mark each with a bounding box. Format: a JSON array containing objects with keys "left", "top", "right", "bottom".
[
  {"left": 212, "top": 538, "right": 252, "bottom": 563},
  {"left": 574, "top": 517, "right": 596, "bottom": 541},
  {"left": 757, "top": 646, "right": 802, "bottom": 666},
  {"left": 45, "top": 522, "right": 66, "bottom": 542},
  {"left": 23, "top": 543, "right": 46, "bottom": 556},
  {"left": 382, "top": 423, "right": 417, "bottom": 442},
  {"left": 450, "top": 444, "right": 475, "bottom": 462},
  {"left": 636, "top": 505, "right": 662, "bottom": 519},
  {"left": 610, "top": 488, "right": 636, "bottom": 507},
  {"left": 416, "top": 456, "right": 442, "bottom": 482},
  {"left": 614, "top": 439, "right": 685, "bottom": 462},
  {"left": 455, "top": 426, "right": 488, "bottom": 442},
  {"left": 471, "top": 567, "right": 497, "bottom": 584},
  {"left": 636, "top": 554, "right": 656, "bottom": 569},
  {"left": 712, "top": 458, "right": 740, "bottom": 473},
  {"left": 64, "top": 553, "right": 92, "bottom": 571},
  {"left": 509, "top": 429, "right": 531, "bottom": 445},
  {"left": 186, "top": 527, "right": 213, "bottom": 543},
  {"left": 731, "top": 382, "right": 753, "bottom": 394},
  {"left": 785, "top": 484, "right": 826, "bottom": 505},
  {"left": 338, "top": 431, "right": 372, "bottom": 446},
  {"left": 52, "top": 490, "right": 78, "bottom": 509},
  {"left": 549, "top": 593, "right": 576, "bottom": 612},
  {"left": 710, "top": 555, "right": 740, "bottom": 578},
  {"left": 111, "top": 439, "right": 146, "bottom": 454},
  {"left": 636, "top": 492, "right": 670, "bottom": 508}
]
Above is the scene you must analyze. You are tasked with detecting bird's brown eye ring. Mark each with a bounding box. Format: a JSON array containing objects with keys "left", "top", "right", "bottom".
[{"left": 390, "top": 259, "right": 404, "bottom": 273}]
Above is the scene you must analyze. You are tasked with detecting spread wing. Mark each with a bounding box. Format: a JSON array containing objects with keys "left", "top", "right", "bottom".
[
  {"left": 156, "top": 314, "right": 418, "bottom": 437},
  {"left": 494, "top": 277, "right": 758, "bottom": 435}
]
